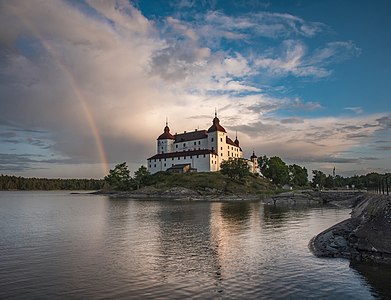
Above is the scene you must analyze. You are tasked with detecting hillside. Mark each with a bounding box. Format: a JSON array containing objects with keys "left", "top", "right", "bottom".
[{"left": 137, "top": 171, "right": 276, "bottom": 196}]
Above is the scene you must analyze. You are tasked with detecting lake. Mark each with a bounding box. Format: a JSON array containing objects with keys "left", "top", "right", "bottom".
[{"left": 0, "top": 191, "right": 390, "bottom": 299}]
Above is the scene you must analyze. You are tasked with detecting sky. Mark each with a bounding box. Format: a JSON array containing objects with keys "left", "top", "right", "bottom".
[{"left": 0, "top": 0, "right": 390, "bottom": 179}]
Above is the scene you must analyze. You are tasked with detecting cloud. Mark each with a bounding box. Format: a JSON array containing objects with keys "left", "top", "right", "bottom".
[
  {"left": 375, "top": 146, "right": 391, "bottom": 151},
  {"left": 203, "top": 11, "right": 325, "bottom": 39},
  {"left": 376, "top": 115, "right": 391, "bottom": 129},
  {"left": 344, "top": 106, "right": 363, "bottom": 114},
  {"left": 0, "top": 1, "right": 387, "bottom": 178},
  {"left": 280, "top": 117, "right": 304, "bottom": 124},
  {"left": 255, "top": 40, "right": 360, "bottom": 78}
]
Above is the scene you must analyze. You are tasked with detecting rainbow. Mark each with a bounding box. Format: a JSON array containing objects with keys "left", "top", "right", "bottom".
[{"left": 13, "top": 13, "right": 110, "bottom": 176}]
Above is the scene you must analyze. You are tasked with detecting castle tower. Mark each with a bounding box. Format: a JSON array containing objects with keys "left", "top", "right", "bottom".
[
  {"left": 157, "top": 121, "right": 175, "bottom": 154},
  {"left": 250, "top": 150, "right": 258, "bottom": 173},
  {"left": 207, "top": 111, "right": 227, "bottom": 169}
]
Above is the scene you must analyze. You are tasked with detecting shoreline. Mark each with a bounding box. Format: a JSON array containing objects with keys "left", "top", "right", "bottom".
[{"left": 309, "top": 193, "right": 391, "bottom": 264}]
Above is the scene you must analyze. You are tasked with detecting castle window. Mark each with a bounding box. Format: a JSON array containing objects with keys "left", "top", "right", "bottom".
[
  {"left": 194, "top": 142, "right": 196, "bottom": 145},
  {"left": 164, "top": 158, "right": 166, "bottom": 161},
  {"left": 161, "top": 147, "right": 163, "bottom": 150},
  {"left": 211, "top": 138, "right": 214, "bottom": 142},
  {"left": 197, "top": 155, "right": 199, "bottom": 158},
  {"left": 184, "top": 156, "right": 186, "bottom": 159},
  {"left": 154, "top": 164, "right": 156, "bottom": 167},
  {"left": 221, "top": 153, "right": 223, "bottom": 156},
  {"left": 221, "top": 147, "right": 223, "bottom": 150},
  {"left": 172, "top": 158, "right": 174, "bottom": 160},
  {"left": 228, "top": 151, "right": 230, "bottom": 156},
  {"left": 212, "top": 147, "right": 214, "bottom": 151},
  {"left": 203, "top": 154, "right": 205, "bottom": 158},
  {"left": 164, "top": 163, "right": 166, "bottom": 167},
  {"left": 220, "top": 138, "right": 222, "bottom": 142},
  {"left": 149, "top": 164, "right": 151, "bottom": 168},
  {"left": 198, "top": 141, "right": 201, "bottom": 145},
  {"left": 190, "top": 156, "right": 192, "bottom": 159},
  {"left": 183, "top": 143, "right": 186, "bottom": 147},
  {"left": 178, "top": 157, "right": 180, "bottom": 160},
  {"left": 172, "top": 164, "right": 174, "bottom": 166},
  {"left": 176, "top": 144, "right": 178, "bottom": 148},
  {"left": 154, "top": 159, "right": 156, "bottom": 162}
]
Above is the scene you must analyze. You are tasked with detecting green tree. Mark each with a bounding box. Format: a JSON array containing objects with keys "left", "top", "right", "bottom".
[
  {"left": 289, "top": 164, "right": 308, "bottom": 187},
  {"left": 257, "top": 155, "right": 269, "bottom": 177},
  {"left": 104, "top": 162, "right": 131, "bottom": 191},
  {"left": 312, "top": 170, "right": 327, "bottom": 190},
  {"left": 134, "top": 165, "right": 150, "bottom": 189},
  {"left": 324, "top": 175, "right": 334, "bottom": 189},
  {"left": 259, "top": 156, "right": 289, "bottom": 185},
  {"left": 220, "top": 158, "right": 251, "bottom": 181}
]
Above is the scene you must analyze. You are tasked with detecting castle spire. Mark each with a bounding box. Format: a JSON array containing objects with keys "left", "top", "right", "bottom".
[
  {"left": 214, "top": 108, "right": 217, "bottom": 118},
  {"left": 234, "top": 131, "right": 240, "bottom": 146}
]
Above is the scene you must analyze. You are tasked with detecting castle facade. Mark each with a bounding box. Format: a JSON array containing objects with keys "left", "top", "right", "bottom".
[{"left": 147, "top": 114, "right": 258, "bottom": 174}]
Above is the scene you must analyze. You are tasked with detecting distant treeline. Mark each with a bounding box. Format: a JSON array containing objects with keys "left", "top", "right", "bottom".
[
  {"left": 311, "top": 171, "right": 390, "bottom": 190},
  {"left": 0, "top": 174, "right": 104, "bottom": 191}
]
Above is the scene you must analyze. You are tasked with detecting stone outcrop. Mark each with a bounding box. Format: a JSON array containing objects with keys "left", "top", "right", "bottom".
[
  {"left": 310, "top": 194, "right": 391, "bottom": 264},
  {"left": 264, "top": 191, "right": 321, "bottom": 205},
  {"left": 309, "top": 190, "right": 366, "bottom": 208}
]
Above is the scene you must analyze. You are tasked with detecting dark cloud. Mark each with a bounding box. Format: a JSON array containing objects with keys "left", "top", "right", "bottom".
[
  {"left": 290, "top": 155, "right": 360, "bottom": 164},
  {"left": 280, "top": 117, "right": 304, "bottom": 124},
  {"left": 377, "top": 115, "right": 391, "bottom": 129},
  {"left": 376, "top": 146, "right": 391, "bottom": 151},
  {"left": 0, "top": 132, "right": 16, "bottom": 138},
  {"left": 359, "top": 157, "right": 380, "bottom": 161},
  {"left": 26, "top": 137, "right": 50, "bottom": 149},
  {"left": 346, "top": 133, "right": 371, "bottom": 139},
  {"left": 374, "top": 140, "right": 391, "bottom": 143}
]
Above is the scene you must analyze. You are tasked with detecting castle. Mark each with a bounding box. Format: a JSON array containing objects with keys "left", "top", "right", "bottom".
[{"left": 147, "top": 113, "right": 259, "bottom": 174}]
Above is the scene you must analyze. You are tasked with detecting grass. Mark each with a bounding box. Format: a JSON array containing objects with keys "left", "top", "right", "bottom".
[{"left": 144, "top": 171, "right": 276, "bottom": 195}]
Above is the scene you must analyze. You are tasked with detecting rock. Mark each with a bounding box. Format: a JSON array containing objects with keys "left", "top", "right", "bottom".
[
  {"left": 310, "top": 194, "right": 391, "bottom": 264},
  {"left": 334, "top": 236, "right": 347, "bottom": 247}
]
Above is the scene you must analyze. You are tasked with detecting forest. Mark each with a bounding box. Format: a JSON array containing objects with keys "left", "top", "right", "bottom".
[{"left": 0, "top": 174, "right": 104, "bottom": 191}]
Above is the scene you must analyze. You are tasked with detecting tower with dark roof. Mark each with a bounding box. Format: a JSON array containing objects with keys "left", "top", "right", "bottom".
[
  {"left": 157, "top": 121, "right": 175, "bottom": 154},
  {"left": 250, "top": 149, "right": 258, "bottom": 174}
]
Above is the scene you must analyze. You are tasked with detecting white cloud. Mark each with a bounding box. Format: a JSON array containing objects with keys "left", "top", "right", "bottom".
[{"left": 345, "top": 107, "right": 364, "bottom": 114}]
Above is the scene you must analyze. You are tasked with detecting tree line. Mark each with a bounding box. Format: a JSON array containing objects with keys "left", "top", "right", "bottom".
[
  {"left": 311, "top": 170, "right": 389, "bottom": 190},
  {"left": 0, "top": 174, "right": 104, "bottom": 191}
]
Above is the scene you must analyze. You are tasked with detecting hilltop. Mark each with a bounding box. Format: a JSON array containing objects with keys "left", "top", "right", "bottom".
[{"left": 103, "top": 171, "right": 276, "bottom": 199}]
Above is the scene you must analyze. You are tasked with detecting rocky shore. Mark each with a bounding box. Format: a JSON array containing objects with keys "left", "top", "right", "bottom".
[
  {"left": 310, "top": 193, "right": 391, "bottom": 264},
  {"left": 93, "top": 186, "right": 262, "bottom": 201}
]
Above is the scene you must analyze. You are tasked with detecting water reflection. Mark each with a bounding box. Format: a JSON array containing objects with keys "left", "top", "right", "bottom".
[
  {"left": 351, "top": 262, "right": 391, "bottom": 299},
  {"left": 0, "top": 192, "right": 386, "bottom": 299}
]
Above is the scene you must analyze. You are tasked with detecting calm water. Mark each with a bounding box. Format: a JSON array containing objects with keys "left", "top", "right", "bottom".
[{"left": 0, "top": 191, "right": 389, "bottom": 299}]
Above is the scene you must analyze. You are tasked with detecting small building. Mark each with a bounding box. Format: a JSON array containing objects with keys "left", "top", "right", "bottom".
[{"left": 166, "top": 164, "right": 196, "bottom": 173}]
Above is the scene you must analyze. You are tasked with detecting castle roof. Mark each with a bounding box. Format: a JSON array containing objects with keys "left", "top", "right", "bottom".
[
  {"left": 175, "top": 130, "right": 208, "bottom": 143},
  {"left": 157, "top": 124, "right": 175, "bottom": 140},
  {"left": 226, "top": 136, "right": 236, "bottom": 146},
  {"left": 148, "top": 149, "right": 217, "bottom": 160},
  {"left": 207, "top": 115, "right": 226, "bottom": 133}
]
